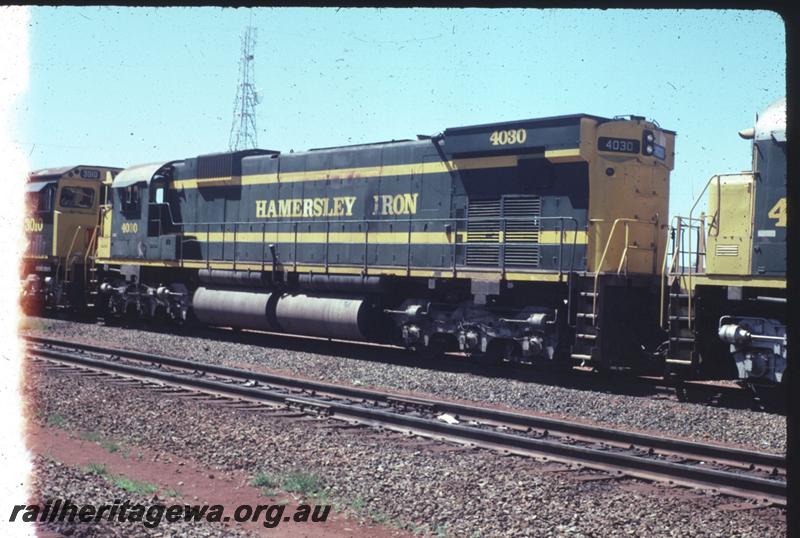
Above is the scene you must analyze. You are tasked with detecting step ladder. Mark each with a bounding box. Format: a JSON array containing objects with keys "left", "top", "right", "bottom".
[
  {"left": 570, "top": 290, "right": 600, "bottom": 364},
  {"left": 665, "top": 285, "right": 697, "bottom": 376}
]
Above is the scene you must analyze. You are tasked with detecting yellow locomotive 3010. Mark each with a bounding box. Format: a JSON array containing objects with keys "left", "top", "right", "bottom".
[{"left": 21, "top": 165, "right": 121, "bottom": 313}]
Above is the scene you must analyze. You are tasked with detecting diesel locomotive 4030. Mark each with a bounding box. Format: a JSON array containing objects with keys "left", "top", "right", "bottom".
[{"left": 21, "top": 102, "right": 786, "bottom": 386}]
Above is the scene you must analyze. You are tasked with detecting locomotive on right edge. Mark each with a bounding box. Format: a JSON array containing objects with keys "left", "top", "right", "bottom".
[{"left": 664, "top": 97, "right": 786, "bottom": 387}]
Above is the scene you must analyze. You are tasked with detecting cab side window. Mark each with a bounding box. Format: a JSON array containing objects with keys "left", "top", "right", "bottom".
[
  {"left": 122, "top": 185, "right": 141, "bottom": 211},
  {"left": 31, "top": 187, "right": 54, "bottom": 213},
  {"left": 59, "top": 186, "right": 95, "bottom": 209}
]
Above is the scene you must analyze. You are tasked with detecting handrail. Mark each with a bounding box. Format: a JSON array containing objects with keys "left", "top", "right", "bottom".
[
  {"left": 684, "top": 176, "right": 720, "bottom": 330},
  {"left": 659, "top": 215, "right": 707, "bottom": 329},
  {"left": 591, "top": 217, "right": 658, "bottom": 325},
  {"left": 97, "top": 212, "right": 586, "bottom": 294},
  {"left": 173, "top": 215, "right": 582, "bottom": 273},
  {"left": 60, "top": 225, "right": 84, "bottom": 285},
  {"left": 83, "top": 225, "right": 99, "bottom": 289}
]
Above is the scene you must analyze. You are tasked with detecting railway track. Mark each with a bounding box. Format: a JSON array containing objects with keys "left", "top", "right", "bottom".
[
  {"left": 25, "top": 335, "right": 786, "bottom": 507},
  {"left": 31, "top": 314, "right": 782, "bottom": 413}
]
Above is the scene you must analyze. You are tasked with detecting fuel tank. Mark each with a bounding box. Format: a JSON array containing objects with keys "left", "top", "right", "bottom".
[
  {"left": 191, "top": 287, "right": 275, "bottom": 331},
  {"left": 191, "top": 287, "right": 378, "bottom": 340}
]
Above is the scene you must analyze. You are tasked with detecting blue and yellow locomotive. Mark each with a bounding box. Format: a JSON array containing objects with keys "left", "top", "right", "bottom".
[
  {"left": 664, "top": 97, "right": 786, "bottom": 386},
  {"left": 91, "top": 112, "right": 675, "bottom": 370}
]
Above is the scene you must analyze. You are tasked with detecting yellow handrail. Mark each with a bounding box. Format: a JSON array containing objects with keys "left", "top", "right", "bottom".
[
  {"left": 61, "top": 225, "right": 84, "bottom": 285},
  {"left": 660, "top": 216, "right": 684, "bottom": 328},
  {"left": 83, "top": 225, "right": 99, "bottom": 288},
  {"left": 684, "top": 175, "right": 719, "bottom": 329},
  {"left": 592, "top": 217, "right": 658, "bottom": 325},
  {"left": 659, "top": 214, "right": 708, "bottom": 329}
]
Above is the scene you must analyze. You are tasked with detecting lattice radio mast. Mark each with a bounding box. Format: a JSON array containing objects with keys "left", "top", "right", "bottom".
[{"left": 228, "top": 23, "right": 260, "bottom": 151}]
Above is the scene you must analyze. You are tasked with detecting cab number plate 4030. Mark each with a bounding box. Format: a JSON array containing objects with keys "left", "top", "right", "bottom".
[{"left": 598, "top": 137, "right": 640, "bottom": 154}]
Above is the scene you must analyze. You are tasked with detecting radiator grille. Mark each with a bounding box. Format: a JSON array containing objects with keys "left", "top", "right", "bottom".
[
  {"left": 466, "top": 199, "right": 501, "bottom": 266},
  {"left": 503, "top": 197, "right": 541, "bottom": 267},
  {"left": 466, "top": 196, "right": 541, "bottom": 267}
]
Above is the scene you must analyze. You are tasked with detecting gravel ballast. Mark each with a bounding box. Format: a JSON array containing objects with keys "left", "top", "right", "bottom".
[
  {"left": 22, "top": 316, "right": 786, "bottom": 454},
  {"left": 25, "top": 360, "right": 785, "bottom": 537},
  {"left": 28, "top": 456, "right": 250, "bottom": 537}
]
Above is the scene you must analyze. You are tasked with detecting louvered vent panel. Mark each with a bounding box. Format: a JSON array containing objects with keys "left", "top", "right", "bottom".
[
  {"left": 466, "top": 196, "right": 541, "bottom": 268},
  {"left": 715, "top": 244, "right": 739, "bottom": 257},
  {"left": 466, "top": 199, "right": 501, "bottom": 266},
  {"left": 197, "top": 153, "right": 234, "bottom": 179},
  {"left": 503, "top": 196, "right": 541, "bottom": 267}
]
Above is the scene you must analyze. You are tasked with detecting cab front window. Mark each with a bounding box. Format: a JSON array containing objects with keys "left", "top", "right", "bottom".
[{"left": 59, "top": 186, "right": 95, "bottom": 209}]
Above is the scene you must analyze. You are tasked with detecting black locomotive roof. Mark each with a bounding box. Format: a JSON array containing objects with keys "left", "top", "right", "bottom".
[
  {"left": 309, "top": 139, "right": 414, "bottom": 152},
  {"left": 444, "top": 112, "right": 611, "bottom": 136},
  {"left": 445, "top": 113, "right": 676, "bottom": 136},
  {"left": 441, "top": 113, "right": 675, "bottom": 156}
]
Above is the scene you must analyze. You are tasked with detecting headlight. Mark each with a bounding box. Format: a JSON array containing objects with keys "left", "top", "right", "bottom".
[{"left": 642, "top": 130, "right": 655, "bottom": 155}]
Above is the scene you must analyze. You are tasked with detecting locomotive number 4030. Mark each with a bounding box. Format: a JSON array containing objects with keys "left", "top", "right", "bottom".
[{"left": 489, "top": 129, "right": 527, "bottom": 146}]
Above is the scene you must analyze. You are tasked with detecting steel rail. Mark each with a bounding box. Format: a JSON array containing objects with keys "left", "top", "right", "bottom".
[
  {"left": 26, "top": 337, "right": 786, "bottom": 505},
  {"left": 24, "top": 335, "right": 782, "bottom": 470},
  {"left": 26, "top": 318, "right": 766, "bottom": 415}
]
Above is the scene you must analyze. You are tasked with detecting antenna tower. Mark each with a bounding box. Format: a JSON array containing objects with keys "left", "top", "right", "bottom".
[{"left": 229, "top": 23, "right": 260, "bottom": 151}]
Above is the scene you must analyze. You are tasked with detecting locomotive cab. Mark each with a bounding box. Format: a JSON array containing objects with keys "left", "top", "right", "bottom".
[{"left": 21, "top": 165, "right": 121, "bottom": 313}]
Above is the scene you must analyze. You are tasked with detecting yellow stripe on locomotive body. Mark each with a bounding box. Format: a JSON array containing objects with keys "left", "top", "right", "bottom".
[{"left": 159, "top": 229, "right": 588, "bottom": 246}]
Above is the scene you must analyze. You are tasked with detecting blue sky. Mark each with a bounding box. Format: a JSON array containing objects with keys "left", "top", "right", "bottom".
[{"left": 17, "top": 7, "right": 785, "bottom": 216}]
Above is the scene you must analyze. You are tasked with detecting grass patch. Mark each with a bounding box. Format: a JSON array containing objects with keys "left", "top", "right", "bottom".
[
  {"left": 369, "top": 509, "right": 391, "bottom": 526},
  {"left": 404, "top": 522, "right": 425, "bottom": 535},
  {"left": 46, "top": 413, "right": 67, "bottom": 428},
  {"left": 251, "top": 469, "right": 326, "bottom": 499},
  {"left": 348, "top": 495, "right": 367, "bottom": 514},
  {"left": 251, "top": 472, "right": 279, "bottom": 497},
  {"left": 100, "top": 439, "right": 120, "bottom": 453},
  {"left": 162, "top": 488, "right": 181, "bottom": 498},
  {"left": 251, "top": 472, "right": 278, "bottom": 489},
  {"left": 83, "top": 463, "right": 108, "bottom": 476},
  {"left": 281, "top": 469, "right": 323, "bottom": 496},
  {"left": 80, "top": 431, "right": 121, "bottom": 454},
  {"left": 81, "top": 431, "right": 102, "bottom": 443},
  {"left": 112, "top": 476, "right": 159, "bottom": 496},
  {"left": 312, "top": 489, "right": 332, "bottom": 505}
]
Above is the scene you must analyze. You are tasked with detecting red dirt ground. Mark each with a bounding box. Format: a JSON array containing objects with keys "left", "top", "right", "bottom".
[{"left": 26, "top": 423, "right": 412, "bottom": 537}]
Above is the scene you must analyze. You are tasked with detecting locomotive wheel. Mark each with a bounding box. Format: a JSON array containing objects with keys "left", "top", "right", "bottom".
[
  {"left": 476, "top": 340, "right": 513, "bottom": 366},
  {"left": 413, "top": 339, "right": 446, "bottom": 360},
  {"left": 673, "top": 382, "right": 690, "bottom": 403}
]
